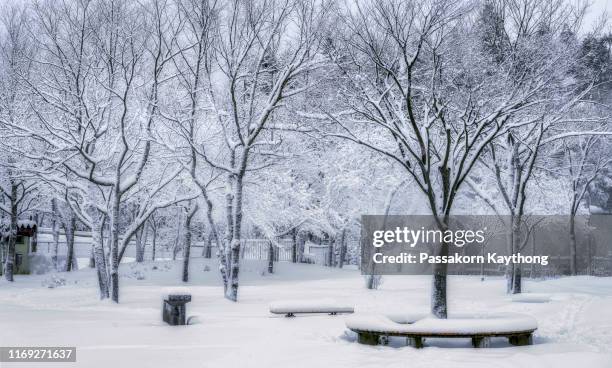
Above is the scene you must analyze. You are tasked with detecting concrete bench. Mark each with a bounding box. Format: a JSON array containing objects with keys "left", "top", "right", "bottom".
[
  {"left": 511, "top": 293, "right": 551, "bottom": 303},
  {"left": 270, "top": 299, "right": 355, "bottom": 317},
  {"left": 346, "top": 313, "right": 537, "bottom": 348}
]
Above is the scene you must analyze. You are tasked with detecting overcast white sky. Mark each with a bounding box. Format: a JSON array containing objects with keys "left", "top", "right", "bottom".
[{"left": 583, "top": 0, "right": 610, "bottom": 33}]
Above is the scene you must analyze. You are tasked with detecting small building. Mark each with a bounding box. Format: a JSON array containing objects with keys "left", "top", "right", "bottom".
[{"left": 0, "top": 220, "right": 38, "bottom": 275}]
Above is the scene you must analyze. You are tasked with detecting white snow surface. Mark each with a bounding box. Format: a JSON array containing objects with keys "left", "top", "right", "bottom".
[
  {"left": 511, "top": 293, "right": 552, "bottom": 303},
  {"left": 0, "top": 259, "right": 611, "bottom": 368},
  {"left": 270, "top": 298, "right": 354, "bottom": 314},
  {"left": 346, "top": 313, "right": 537, "bottom": 334}
]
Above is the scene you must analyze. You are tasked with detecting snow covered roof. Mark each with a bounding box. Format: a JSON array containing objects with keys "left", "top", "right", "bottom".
[
  {"left": 18, "top": 220, "right": 37, "bottom": 228},
  {"left": 0, "top": 220, "right": 37, "bottom": 238},
  {"left": 17, "top": 220, "right": 37, "bottom": 236}
]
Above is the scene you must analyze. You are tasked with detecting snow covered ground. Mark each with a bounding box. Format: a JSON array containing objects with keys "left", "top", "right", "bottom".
[{"left": 1, "top": 260, "right": 611, "bottom": 368}]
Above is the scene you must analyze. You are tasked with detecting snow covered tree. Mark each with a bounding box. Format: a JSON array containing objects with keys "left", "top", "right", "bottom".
[
  {"left": 0, "top": 4, "right": 40, "bottom": 281},
  {"left": 0, "top": 0, "right": 196, "bottom": 301},
  {"left": 166, "top": 0, "right": 331, "bottom": 301},
  {"left": 561, "top": 137, "right": 611, "bottom": 275},
  {"left": 0, "top": 0, "right": 609, "bottom": 309},
  {"left": 319, "top": 0, "right": 588, "bottom": 317},
  {"left": 466, "top": 0, "right": 612, "bottom": 293}
]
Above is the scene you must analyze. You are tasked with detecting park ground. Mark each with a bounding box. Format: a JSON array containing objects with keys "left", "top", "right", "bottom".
[{"left": 1, "top": 259, "right": 612, "bottom": 368}]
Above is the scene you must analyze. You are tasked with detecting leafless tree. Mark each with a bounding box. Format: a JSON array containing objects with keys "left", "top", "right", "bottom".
[{"left": 321, "top": 0, "right": 579, "bottom": 317}]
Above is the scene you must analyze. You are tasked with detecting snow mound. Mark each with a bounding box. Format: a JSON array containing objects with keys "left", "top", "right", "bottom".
[
  {"left": 346, "top": 312, "right": 538, "bottom": 335},
  {"left": 511, "top": 293, "right": 551, "bottom": 303},
  {"left": 29, "top": 254, "right": 56, "bottom": 275},
  {"left": 270, "top": 299, "right": 354, "bottom": 314}
]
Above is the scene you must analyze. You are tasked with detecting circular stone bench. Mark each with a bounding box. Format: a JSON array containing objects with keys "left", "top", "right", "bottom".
[{"left": 346, "top": 313, "right": 537, "bottom": 348}]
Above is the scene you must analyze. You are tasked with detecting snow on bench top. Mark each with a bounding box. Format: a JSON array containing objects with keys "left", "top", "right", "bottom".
[
  {"left": 270, "top": 299, "right": 354, "bottom": 314},
  {"left": 346, "top": 312, "right": 537, "bottom": 335},
  {"left": 384, "top": 312, "right": 429, "bottom": 324},
  {"left": 510, "top": 293, "right": 551, "bottom": 303},
  {"left": 160, "top": 287, "right": 192, "bottom": 298}
]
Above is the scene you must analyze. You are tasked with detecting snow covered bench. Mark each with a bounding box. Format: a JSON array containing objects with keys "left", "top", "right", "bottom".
[
  {"left": 269, "top": 299, "right": 355, "bottom": 317},
  {"left": 511, "top": 293, "right": 551, "bottom": 303},
  {"left": 346, "top": 313, "right": 537, "bottom": 348}
]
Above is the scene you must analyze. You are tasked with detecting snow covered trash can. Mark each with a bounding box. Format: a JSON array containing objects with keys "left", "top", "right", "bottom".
[{"left": 163, "top": 294, "right": 192, "bottom": 326}]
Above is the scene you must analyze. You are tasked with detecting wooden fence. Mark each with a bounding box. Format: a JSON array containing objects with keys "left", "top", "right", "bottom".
[{"left": 35, "top": 237, "right": 303, "bottom": 263}]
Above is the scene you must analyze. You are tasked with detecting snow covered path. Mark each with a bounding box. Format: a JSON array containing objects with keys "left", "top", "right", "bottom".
[{"left": 1, "top": 260, "right": 611, "bottom": 368}]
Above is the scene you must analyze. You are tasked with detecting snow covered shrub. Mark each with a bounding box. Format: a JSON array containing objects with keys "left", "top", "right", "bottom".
[
  {"left": 364, "top": 275, "right": 383, "bottom": 290},
  {"left": 29, "top": 254, "right": 55, "bottom": 275},
  {"left": 42, "top": 275, "right": 67, "bottom": 288}
]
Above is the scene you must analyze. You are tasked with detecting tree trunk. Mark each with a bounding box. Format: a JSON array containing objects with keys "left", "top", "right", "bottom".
[
  {"left": 4, "top": 231, "right": 16, "bottom": 281},
  {"left": 338, "top": 228, "right": 347, "bottom": 268},
  {"left": 31, "top": 213, "right": 38, "bottom": 253},
  {"left": 529, "top": 232, "right": 536, "bottom": 278},
  {"left": 267, "top": 241, "right": 274, "bottom": 274},
  {"left": 89, "top": 244, "right": 95, "bottom": 268},
  {"left": 89, "top": 193, "right": 109, "bottom": 299},
  {"left": 327, "top": 237, "right": 334, "bottom": 267},
  {"left": 431, "top": 241, "right": 449, "bottom": 318},
  {"left": 505, "top": 218, "right": 514, "bottom": 294},
  {"left": 297, "top": 232, "right": 305, "bottom": 263},
  {"left": 331, "top": 237, "right": 337, "bottom": 267},
  {"left": 135, "top": 224, "right": 146, "bottom": 263},
  {"left": 182, "top": 204, "right": 197, "bottom": 283},
  {"left": 512, "top": 264, "right": 522, "bottom": 294},
  {"left": 201, "top": 191, "right": 228, "bottom": 290},
  {"left": 4, "top": 183, "right": 18, "bottom": 281},
  {"left": 511, "top": 215, "right": 523, "bottom": 294},
  {"left": 203, "top": 231, "right": 212, "bottom": 259},
  {"left": 51, "top": 199, "right": 60, "bottom": 271},
  {"left": 64, "top": 216, "right": 76, "bottom": 272},
  {"left": 586, "top": 233, "right": 593, "bottom": 276},
  {"left": 151, "top": 226, "right": 157, "bottom": 261},
  {"left": 480, "top": 240, "right": 486, "bottom": 281},
  {"left": 226, "top": 174, "right": 244, "bottom": 302},
  {"left": 110, "top": 189, "right": 121, "bottom": 303},
  {"left": 173, "top": 209, "right": 182, "bottom": 261},
  {"left": 0, "top": 237, "right": 5, "bottom": 276},
  {"left": 569, "top": 215, "right": 577, "bottom": 276},
  {"left": 291, "top": 228, "right": 297, "bottom": 263}
]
